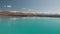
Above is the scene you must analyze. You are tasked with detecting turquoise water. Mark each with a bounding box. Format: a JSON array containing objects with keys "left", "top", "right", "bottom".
[{"left": 0, "top": 17, "right": 60, "bottom": 34}]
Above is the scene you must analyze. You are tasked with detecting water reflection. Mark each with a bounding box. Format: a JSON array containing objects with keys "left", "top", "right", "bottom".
[{"left": 0, "top": 16, "right": 60, "bottom": 27}]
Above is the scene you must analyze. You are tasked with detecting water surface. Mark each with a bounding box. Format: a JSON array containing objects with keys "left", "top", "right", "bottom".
[{"left": 0, "top": 17, "right": 60, "bottom": 34}]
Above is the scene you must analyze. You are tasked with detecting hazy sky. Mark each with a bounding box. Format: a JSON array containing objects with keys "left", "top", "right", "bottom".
[{"left": 0, "top": 0, "right": 60, "bottom": 12}]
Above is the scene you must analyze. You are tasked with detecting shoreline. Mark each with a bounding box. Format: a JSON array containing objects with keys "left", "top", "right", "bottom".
[{"left": 0, "top": 11, "right": 60, "bottom": 17}]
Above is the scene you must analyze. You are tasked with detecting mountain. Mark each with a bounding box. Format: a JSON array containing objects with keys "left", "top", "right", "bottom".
[{"left": 0, "top": 11, "right": 60, "bottom": 17}]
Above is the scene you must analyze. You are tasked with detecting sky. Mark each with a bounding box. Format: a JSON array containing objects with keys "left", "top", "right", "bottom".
[{"left": 0, "top": 0, "right": 60, "bottom": 12}]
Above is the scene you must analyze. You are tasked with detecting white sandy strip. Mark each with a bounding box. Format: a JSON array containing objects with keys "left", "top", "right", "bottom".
[{"left": 9, "top": 11, "right": 60, "bottom": 15}]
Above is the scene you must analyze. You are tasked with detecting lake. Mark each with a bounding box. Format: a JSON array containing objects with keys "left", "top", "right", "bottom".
[{"left": 0, "top": 17, "right": 60, "bottom": 34}]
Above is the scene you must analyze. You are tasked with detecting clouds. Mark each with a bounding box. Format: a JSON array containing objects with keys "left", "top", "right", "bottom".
[
  {"left": 21, "top": 8, "right": 26, "bottom": 10},
  {"left": 28, "top": 9, "right": 34, "bottom": 11},
  {"left": 4, "top": 5, "right": 12, "bottom": 8},
  {"left": 21, "top": 8, "right": 35, "bottom": 12}
]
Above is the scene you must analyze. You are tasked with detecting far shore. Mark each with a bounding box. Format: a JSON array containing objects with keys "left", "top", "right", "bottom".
[{"left": 0, "top": 11, "right": 60, "bottom": 17}]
